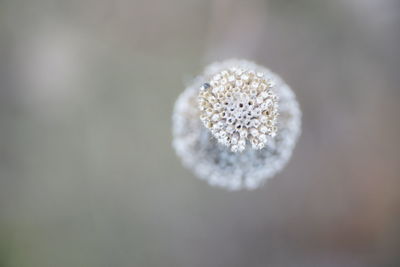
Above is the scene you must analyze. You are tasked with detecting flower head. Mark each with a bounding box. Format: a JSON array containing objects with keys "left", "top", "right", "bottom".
[
  {"left": 172, "top": 59, "right": 301, "bottom": 190},
  {"left": 198, "top": 68, "right": 279, "bottom": 152}
]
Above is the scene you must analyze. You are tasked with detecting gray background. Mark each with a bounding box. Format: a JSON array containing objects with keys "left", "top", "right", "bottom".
[{"left": 0, "top": 0, "right": 399, "bottom": 266}]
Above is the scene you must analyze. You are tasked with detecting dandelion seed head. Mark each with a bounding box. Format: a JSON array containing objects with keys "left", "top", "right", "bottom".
[
  {"left": 172, "top": 59, "right": 301, "bottom": 190},
  {"left": 198, "top": 68, "right": 279, "bottom": 152}
]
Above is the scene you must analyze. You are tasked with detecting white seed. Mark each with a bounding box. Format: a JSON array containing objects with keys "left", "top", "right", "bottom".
[
  {"left": 241, "top": 74, "right": 249, "bottom": 81},
  {"left": 252, "top": 119, "right": 260, "bottom": 128},
  {"left": 250, "top": 128, "right": 259, "bottom": 136},
  {"left": 235, "top": 80, "right": 243, "bottom": 87},
  {"left": 251, "top": 81, "right": 259, "bottom": 88},
  {"left": 226, "top": 125, "right": 234, "bottom": 133},
  {"left": 238, "top": 139, "right": 246, "bottom": 147},
  {"left": 259, "top": 134, "right": 267, "bottom": 142},
  {"left": 260, "top": 126, "right": 268, "bottom": 133},
  {"left": 239, "top": 129, "right": 248, "bottom": 138},
  {"left": 260, "top": 116, "right": 268, "bottom": 123},
  {"left": 212, "top": 114, "right": 220, "bottom": 121},
  {"left": 261, "top": 91, "right": 268, "bottom": 98},
  {"left": 257, "top": 142, "right": 265, "bottom": 149},
  {"left": 213, "top": 74, "right": 221, "bottom": 81},
  {"left": 231, "top": 145, "right": 238, "bottom": 152}
]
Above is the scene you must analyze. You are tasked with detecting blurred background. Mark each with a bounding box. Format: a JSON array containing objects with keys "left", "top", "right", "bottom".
[{"left": 1, "top": 0, "right": 400, "bottom": 266}]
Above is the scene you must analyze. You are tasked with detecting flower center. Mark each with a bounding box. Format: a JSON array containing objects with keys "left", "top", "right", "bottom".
[{"left": 198, "top": 68, "right": 279, "bottom": 152}]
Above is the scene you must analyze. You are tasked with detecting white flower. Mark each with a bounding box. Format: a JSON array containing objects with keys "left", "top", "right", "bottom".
[
  {"left": 172, "top": 59, "right": 301, "bottom": 190},
  {"left": 198, "top": 67, "right": 278, "bottom": 152}
]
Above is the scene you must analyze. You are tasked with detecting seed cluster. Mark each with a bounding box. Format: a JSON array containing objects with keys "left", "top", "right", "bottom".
[
  {"left": 198, "top": 68, "right": 279, "bottom": 152},
  {"left": 173, "top": 59, "right": 301, "bottom": 190}
]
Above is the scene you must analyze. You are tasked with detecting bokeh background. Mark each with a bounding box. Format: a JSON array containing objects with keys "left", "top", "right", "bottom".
[{"left": 1, "top": 0, "right": 400, "bottom": 266}]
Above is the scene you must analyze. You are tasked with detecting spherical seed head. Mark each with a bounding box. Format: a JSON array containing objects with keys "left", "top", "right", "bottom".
[
  {"left": 172, "top": 59, "right": 301, "bottom": 190},
  {"left": 198, "top": 68, "right": 279, "bottom": 152}
]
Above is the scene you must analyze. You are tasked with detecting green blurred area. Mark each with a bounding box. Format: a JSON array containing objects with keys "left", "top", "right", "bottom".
[{"left": 0, "top": 0, "right": 399, "bottom": 266}]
